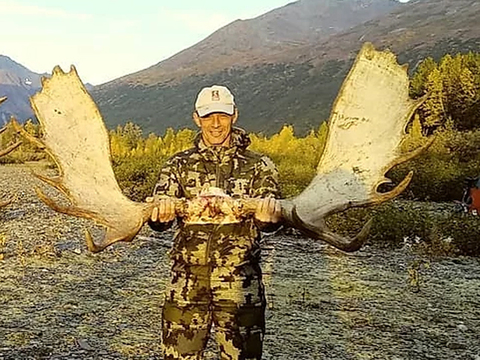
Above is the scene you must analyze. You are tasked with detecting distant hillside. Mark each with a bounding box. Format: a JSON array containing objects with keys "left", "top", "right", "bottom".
[
  {"left": 5, "top": 0, "right": 479, "bottom": 136},
  {"left": 0, "top": 57, "right": 95, "bottom": 125},
  {"left": 102, "top": 0, "right": 400, "bottom": 86},
  {"left": 0, "top": 55, "right": 45, "bottom": 124},
  {"left": 93, "top": 0, "right": 402, "bottom": 135},
  {"left": 94, "top": 0, "right": 480, "bottom": 136},
  {"left": 288, "top": 0, "right": 480, "bottom": 67}
]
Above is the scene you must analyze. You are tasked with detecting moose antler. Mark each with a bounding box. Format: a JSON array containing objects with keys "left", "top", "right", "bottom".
[
  {"left": 17, "top": 43, "right": 429, "bottom": 253},
  {"left": 0, "top": 97, "right": 22, "bottom": 208},
  {"left": 279, "top": 42, "right": 431, "bottom": 251},
  {"left": 12, "top": 67, "right": 155, "bottom": 252}
]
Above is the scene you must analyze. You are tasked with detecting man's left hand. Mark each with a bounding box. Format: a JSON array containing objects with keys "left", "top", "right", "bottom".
[{"left": 254, "top": 197, "right": 282, "bottom": 223}]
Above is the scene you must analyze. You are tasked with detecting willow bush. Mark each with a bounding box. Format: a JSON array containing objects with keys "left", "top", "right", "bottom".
[
  {"left": 388, "top": 124, "right": 480, "bottom": 202},
  {"left": 250, "top": 123, "right": 327, "bottom": 198},
  {"left": 0, "top": 120, "right": 45, "bottom": 164},
  {"left": 110, "top": 123, "right": 195, "bottom": 201}
]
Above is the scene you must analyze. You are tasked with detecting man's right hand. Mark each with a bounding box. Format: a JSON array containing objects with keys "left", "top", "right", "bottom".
[{"left": 146, "top": 196, "right": 176, "bottom": 223}]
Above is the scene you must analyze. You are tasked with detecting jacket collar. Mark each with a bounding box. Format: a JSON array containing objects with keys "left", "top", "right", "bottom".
[{"left": 194, "top": 127, "right": 251, "bottom": 161}]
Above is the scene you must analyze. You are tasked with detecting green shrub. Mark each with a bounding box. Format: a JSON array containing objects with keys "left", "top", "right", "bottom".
[
  {"left": 0, "top": 120, "right": 46, "bottom": 164},
  {"left": 435, "top": 214, "right": 480, "bottom": 256},
  {"left": 113, "top": 155, "right": 167, "bottom": 202},
  {"left": 369, "top": 202, "right": 434, "bottom": 248},
  {"left": 389, "top": 127, "right": 480, "bottom": 202},
  {"left": 325, "top": 200, "right": 480, "bottom": 257}
]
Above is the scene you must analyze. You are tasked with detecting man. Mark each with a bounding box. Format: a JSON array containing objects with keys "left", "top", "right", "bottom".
[{"left": 148, "top": 85, "right": 282, "bottom": 359}]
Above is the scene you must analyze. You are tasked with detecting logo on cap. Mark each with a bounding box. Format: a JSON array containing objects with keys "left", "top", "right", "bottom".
[{"left": 211, "top": 90, "right": 220, "bottom": 101}]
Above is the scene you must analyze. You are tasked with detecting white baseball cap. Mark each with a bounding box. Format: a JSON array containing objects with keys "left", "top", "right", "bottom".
[{"left": 195, "top": 85, "right": 235, "bottom": 117}]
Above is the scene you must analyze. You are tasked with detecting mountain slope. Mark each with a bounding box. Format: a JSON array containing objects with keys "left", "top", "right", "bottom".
[
  {"left": 6, "top": 0, "right": 478, "bottom": 136},
  {"left": 93, "top": 0, "right": 480, "bottom": 136},
  {"left": 104, "top": 0, "right": 400, "bottom": 87},
  {"left": 93, "top": 0, "right": 403, "bottom": 135},
  {"left": 288, "top": 0, "right": 480, "bottom": 66},
  {"left": 0, "top": 56, "right": 45, "bottom": 124}
]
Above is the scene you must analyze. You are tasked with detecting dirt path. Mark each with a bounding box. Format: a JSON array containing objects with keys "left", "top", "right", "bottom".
[{"left": 1, "top": 164, "right": 480, "bottom": 360}]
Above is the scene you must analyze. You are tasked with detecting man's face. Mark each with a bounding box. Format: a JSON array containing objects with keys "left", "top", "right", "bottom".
[{"left": 193, "top": 110, "right": 237, "bottom": 147}]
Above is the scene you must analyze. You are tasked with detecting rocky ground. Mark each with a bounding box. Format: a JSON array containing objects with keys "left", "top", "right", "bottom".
[{"left": 1, "top": 163, "right": 479, "bottom": 360}]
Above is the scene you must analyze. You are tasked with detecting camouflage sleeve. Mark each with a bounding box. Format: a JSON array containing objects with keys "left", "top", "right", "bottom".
[
  {"left": 250, "top": 156, "right": 281, "bottom": 199},
  {"left": 251, "top": 156, "right": 283, "bottom": 232},
  {"left": 148, "top": 156, "right": 183, "bottom": 232},
  {"left": 152, "top": 156, "right": 183, "bottom": 198}
]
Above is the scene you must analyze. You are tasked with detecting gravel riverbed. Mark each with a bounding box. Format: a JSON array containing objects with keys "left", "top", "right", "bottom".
[{"left": 1, "top": 163, "right": 479, "bottom": 360}]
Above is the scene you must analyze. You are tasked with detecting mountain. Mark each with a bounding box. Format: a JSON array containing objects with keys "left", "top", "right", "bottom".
[
  {"left": 0, "top": 56, "right": 46, "bottom": 125},
  {"left": 92, "top": 0, "right": 402, "bottom": 135},
  {"left": 0, "top": 57, "right": 95, "bottom": 125},
  {"left": 105, "top": 0, "right": 401, "bottom": 86},
  {"left": 93, "top": 0, "right": 480, "bottom": 136},
  {"left": 289, "top": 0, "right": 480, "bottom": 67},
  {"left": 5, "top": 0, "right": 480, "bottom": 136}
]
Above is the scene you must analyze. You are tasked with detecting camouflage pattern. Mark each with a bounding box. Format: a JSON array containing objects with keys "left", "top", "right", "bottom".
[{"left": 151, "top": 127, "right": 280, "bottom": 359}]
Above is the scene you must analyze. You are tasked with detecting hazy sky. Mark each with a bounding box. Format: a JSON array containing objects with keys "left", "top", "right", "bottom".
[
  {"left": 2, "top": 0, "right": 411, "bottom": 85},
  {"left": 2, "top": 0, "right": 297, "bottom": 85}
]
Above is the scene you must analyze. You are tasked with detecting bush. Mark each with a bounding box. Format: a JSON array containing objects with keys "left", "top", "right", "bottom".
[
  {"left": 110, "top": 123, "right": 195, "bottom": 201},
  {"left": 113, "top": 155, "right": 167, "bottom": 202},
  {"left": 325, "top": 200, "right": 480, "bottom": 257},
  {"left": 435, "top": 215, "right": 480, "bottom": 256},
  {"left": 369, "top": 201, "right": 434, "bottom": 249},
  {"left": 250, "top": 124, "right": 326, "bottom": 198},
  {"left": 389, "top": 127, "right": 480, "bottom": 202},
  {"left": 0, "top": 120, "right": 46, "bottom": 164}
]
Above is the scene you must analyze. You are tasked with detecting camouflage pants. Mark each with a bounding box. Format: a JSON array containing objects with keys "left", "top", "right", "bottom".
[{"left": 162, "top": 264, "right": 266, "bottom": 360}]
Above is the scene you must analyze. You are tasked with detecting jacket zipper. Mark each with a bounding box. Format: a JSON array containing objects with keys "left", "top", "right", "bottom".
[
  {"left": 215, "top": 161, "right": 221, "bottom": 187},
  {"left": 204, "top": 230, "right": 214, "bottom": 267},
  {"left": 205, "top": 161, "right": 221, "bottom": 264}
]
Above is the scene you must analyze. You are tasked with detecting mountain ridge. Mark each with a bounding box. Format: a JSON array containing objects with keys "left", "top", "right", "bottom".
[
  {"left": 3, "top": 0, "right": 480, "bottom": 136},
  {"left": 0, "top": 55, "right": 45, "bottom": 124},
  {"left": 93, "top": 0, "right": 480, "bottom": 136},
  {"left": 101, "top": 0, "right": 401, "bottom": 88}
]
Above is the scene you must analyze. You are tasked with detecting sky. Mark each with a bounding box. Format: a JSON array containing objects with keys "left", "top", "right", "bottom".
[
  {"left": 2, "top": 0, "right": 412, "bottom": 86},
  {"left": 1, "top": 0, "right": 298, "bottom": 85}
]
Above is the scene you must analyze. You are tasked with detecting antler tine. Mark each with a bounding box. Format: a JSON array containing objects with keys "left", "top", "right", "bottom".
[
  {"left": 281, "top": 168, "right": 413, "bottom": 252},
  {"left": 35, "top": 187, "right": 107, "bottom": 224},
  {"left": 289, "top": 207, "right": 372, "bottom": 252},
  {"left": 36, "top": 185, "right": 155, "bottom": 253},
  {"left": 387, "top": 136, "right": 435, "bottom": 169},
  {"left": 84, "top": 201, "right": 160, "bottom": 253},
  {"left": 34, "top": 174, "right": 70, "bottom": 198},
  {"left": 372, "top": 171, "right": 413, "bottom": 205},
  {"left": 277, "top": 43, "right": 432, "bottom": 252},
  {"left": 85, "top": 225, "right": 142, "bottom": 253},
  {"left": 10, "top": 118, "right": 46, "bottom": 150},
  {"left": 0, "top": 116, "right": 23, "bottom": 157}
]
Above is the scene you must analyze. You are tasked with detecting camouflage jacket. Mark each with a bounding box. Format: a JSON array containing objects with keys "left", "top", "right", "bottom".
[{"left": 149, "top": 127, "right": 281, "bottom": 269}]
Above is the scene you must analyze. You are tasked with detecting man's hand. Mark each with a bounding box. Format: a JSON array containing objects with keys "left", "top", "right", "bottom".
[
  {"left": 146, "top": 196, "right": 176, "bottom": 223},
  {"left": 254, "top": 196, "right": 282, "bottom": 223}
]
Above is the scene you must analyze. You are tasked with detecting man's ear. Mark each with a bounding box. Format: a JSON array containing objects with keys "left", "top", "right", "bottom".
[
  {"left": 232, "top": 108, "right": 239, "bottom": 124},
  {"left": 193, "top": 111, "right": 201, "bottom": 127}
]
